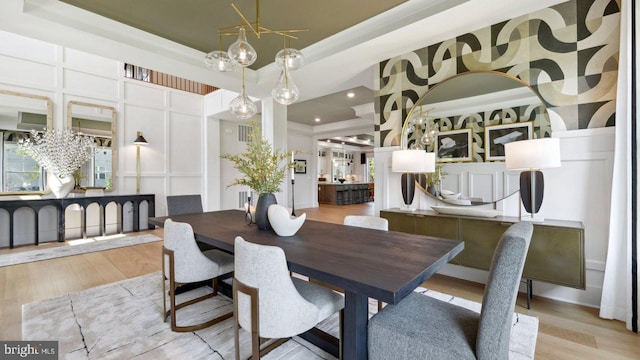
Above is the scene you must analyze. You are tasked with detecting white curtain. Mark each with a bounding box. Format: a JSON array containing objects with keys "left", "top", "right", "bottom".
[{"left": 600, "top": 0, "right": 639, "bottom": 333}]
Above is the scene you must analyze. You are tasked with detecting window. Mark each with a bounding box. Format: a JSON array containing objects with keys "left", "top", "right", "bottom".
[
  {"left": 1, "top": 137, "right": 44, "bottom": 192},
  {"left": 77, "top": 146, "right": 112, "bottom": 189}
]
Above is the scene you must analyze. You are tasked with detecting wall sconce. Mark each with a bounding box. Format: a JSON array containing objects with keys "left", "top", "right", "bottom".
[
  {"left": 392, "top": 149, "right": 436, "bottom": 211},
  {"left": 505, "top": 137, "right": 561, "bottom": 221},
  {"left": 133, "top": 131, "right": 148, "bottom": 194}
]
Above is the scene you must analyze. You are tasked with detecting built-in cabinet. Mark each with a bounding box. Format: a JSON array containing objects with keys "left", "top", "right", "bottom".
[{"left": 380, "top": 209, "right": 585, "bottom": 289}]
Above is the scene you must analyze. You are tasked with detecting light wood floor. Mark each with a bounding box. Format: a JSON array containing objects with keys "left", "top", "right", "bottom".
[{"left": 1, "top": 203, "right": 638, "bottom": 358}]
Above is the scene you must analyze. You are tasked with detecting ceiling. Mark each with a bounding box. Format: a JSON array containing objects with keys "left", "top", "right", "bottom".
[
  {"left": 1, "top": 0, "right": 558, "bottom": 145},
  {"left": 55, "top": 0, "right": 407, "bottom": 140},
  {"left": 59, "top": 0, "right": 406, "bottom": 71},
  {"left": 51, "top": 0, "right": 415, "bottom": 147}
]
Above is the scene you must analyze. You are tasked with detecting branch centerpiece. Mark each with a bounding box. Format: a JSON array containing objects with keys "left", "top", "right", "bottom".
[
  {"left": 19, "top": 129, "right": 95, "bottom": 198},
  {"left": 221, "top": 122, "right": 297, "bottom": 230}
]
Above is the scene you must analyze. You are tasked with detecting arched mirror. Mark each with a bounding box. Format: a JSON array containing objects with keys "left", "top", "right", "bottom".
[
  {"left": 0, "top": 90, "right": 52, "bottom": 194},
  {"left": 400, "top": 71, "right": 552, "bottom": 205},
  {"left": 67, "top": 101, "right": 116, "bottom": 191}
]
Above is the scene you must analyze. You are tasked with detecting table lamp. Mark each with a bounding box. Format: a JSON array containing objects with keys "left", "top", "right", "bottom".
[
  {"left": 505, "top": 137, "right": 560, "bottom": 221},
  {"left": 392, "top": 149, "right": 436, "bottom": 211}
]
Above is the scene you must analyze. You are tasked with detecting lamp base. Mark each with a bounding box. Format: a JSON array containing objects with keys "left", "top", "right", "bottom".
[
  {"left": 399, "top": 204, "right": 417, "bottom": 212},
  {"left": 520, "top": 213, "right": 545, "bottom": 222},
  {"left": 520, "top": 215, "right": 544, "bottom": 222}
]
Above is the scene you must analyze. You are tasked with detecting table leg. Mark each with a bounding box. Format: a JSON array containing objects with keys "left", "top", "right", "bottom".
[
  {"left": 133, "top": 201, "right": 140, "bottom": 232},
  {"left": 344, "top": 290, "right": 369, "bottom": 360}
]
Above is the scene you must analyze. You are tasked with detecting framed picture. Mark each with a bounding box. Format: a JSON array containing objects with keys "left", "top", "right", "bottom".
[
  {"left": 435, "top": 129, "right": 473, "bottom": 162},
  {"left": 294, "top": 159, "right": 307, "bottom": 174},
  {"left": 484, "top": 121, "right": 533, "bottom": 161}
]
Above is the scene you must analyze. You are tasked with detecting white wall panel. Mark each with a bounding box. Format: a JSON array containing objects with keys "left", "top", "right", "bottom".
[
  {"left": 220, "top": 120, "right": 241, "bottom": 210},
  {"left": 123, "top": 104, "right": 165, "bottom": 174},
  {"left": 63, "top": 48, "right": 118, "bottom": 79},
  {"left": 124, "top": 81, "right": 165, "bottom": 108},
  {"left": 169, "top": 176, "right": 202, "bottom": 195},
  {"left": 139, "top": 177, "right": 165, "bottom": 216},
  {"left": 63, "top": 69, "right": 118, "bottom": 99},
  {"left": 0, "top": 55, "right": 56, "bottom": 89},
  {"left": 288, "top": 129, "right": 314, "bottom": 209},
  {"left": 169, "top": 91, "right": 201, "bottom": 115},
  {"left": 169, "top": 112, "right": 201, "bottom": 173},
  {"left": 206, "top": 118, "right": 222, "bottom": 211},
  {"left": 0, "top": 30, "right": 57, "bottom": 64}
]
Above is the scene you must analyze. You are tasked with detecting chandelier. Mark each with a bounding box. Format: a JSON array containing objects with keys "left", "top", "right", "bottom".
[
  {"left": 205, "top": 0, "right": 307, "bottom": 119},
  {"left": 405, "top": 106, "right": 438, "bottom": 151}
]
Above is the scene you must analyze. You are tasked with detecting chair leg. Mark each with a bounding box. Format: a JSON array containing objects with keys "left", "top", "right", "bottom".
[
  {"left": 339, "top": 309, "right": 344, "bottom": 360},
  {"left": 164, "top": 247, "right": 232, "bottom": 332},
  {"left": 377, "top": 300, "right": 383, "bottom": 312},
  {"left": 234, "top": 289, "right": 241, "bottom": 360},
  {"left": 162, "top": 253, "right": 167, "bottom": 319}
]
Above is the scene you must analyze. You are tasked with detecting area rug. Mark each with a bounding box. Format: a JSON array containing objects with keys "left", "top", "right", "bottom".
[
  {"left": 22, "top": 273, "right": 538, "bottom": 360},
  {"left": 0, "top": 234, "right": 161, "bottom": 267}
]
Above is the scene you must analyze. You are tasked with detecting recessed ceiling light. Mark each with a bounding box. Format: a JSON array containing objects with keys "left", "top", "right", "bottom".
[
  {"left": 314, "top": 117, "right": 321, "bottom": 122},
  {"left": 347, "top": 92, "right": 355, "bottom": 98}
]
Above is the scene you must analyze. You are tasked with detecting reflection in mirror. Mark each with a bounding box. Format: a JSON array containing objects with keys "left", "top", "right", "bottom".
[
  {"left": 400, "top": 71, "right": 551, "bottom": 205},
  {"left": 402, "top": 71, "right": 551, "bottom": 155},
  {"left": 0, "top": 90, "right": 52, "bottom": 194},
  {"left": 67, "top": 101, "right": 116, "bottom": 191}
]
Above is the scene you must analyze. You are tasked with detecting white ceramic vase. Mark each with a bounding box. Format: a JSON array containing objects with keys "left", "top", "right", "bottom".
[{"left": 48, "top": 172, "right": 74, "bottom": 198}]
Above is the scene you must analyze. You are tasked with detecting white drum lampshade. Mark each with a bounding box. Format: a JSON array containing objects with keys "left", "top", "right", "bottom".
[
  {"left": 392, "top": 149, "right": 436, "bottom": 211},
  {"left": 505, "top": 137, "right": 561, "bottom": 221}
]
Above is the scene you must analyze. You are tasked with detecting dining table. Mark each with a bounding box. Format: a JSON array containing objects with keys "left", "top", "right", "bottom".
[{"left": 149, "top": 209, "right": 463, "bottom": 360}]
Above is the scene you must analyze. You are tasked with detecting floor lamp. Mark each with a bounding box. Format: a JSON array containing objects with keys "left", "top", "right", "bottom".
[
  {"left": 134, "top": 131, "right": 148, "bottom": 194},
  {"left": 505, "top": 137, "right": 560, "bottom": 222},
  {"left": 392, "top": 149, "right": 436, "bottom": 211}
]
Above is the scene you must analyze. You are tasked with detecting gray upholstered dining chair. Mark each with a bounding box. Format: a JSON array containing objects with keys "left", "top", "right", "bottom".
[
  {"left": 233, "top": 236, "right": 344, "bottom": 359},
  {"left": 166, "top": 194, "right": 203, "bottom": 216},
  {"left": 343, "top": 215, "right": 389, "bottom": 231},
  {"left": 162, "top": 218, "right": 234, "bottom": 332},
  {"left": 368, "top": 221, "right": 533, "bottom": 360}
]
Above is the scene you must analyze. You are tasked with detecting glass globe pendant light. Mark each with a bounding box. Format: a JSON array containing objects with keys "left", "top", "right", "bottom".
[
  {"left": 275, "top": 48, "right": 304, "bottom": 70},
  {"left": 230, "top": 94, "right": 257, "bottom": 119},
  {"left": 230, "top": 67, "right": 257, "bottom": 119},
  {"left": 272, "top": 40, "right": 300, "bottom": 105},
  {"left": 272, "top": 67, "right": 299, "bottom": 105},
  {"left": 228, "top": 27, "right": 257, "bottom": 67},
  {"left": 419, "top": 109, "right": 438, "bottom": 148},
  {"left": 204, "top": 50, "right": 236, "bottom": 72}
]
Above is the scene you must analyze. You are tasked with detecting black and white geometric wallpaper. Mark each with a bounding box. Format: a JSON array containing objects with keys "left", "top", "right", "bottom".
[{"left": 374, "top": 0, "right": 621, "bottom": 156}]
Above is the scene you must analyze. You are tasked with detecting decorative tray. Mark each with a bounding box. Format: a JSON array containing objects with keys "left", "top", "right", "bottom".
[{"left": 431, "top": 206, "right": 503, "bottom": 218}]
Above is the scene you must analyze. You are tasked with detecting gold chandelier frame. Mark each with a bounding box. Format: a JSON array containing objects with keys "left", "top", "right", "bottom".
[{"left": 218, "top": 1, "right": 308, "bottom": 40}]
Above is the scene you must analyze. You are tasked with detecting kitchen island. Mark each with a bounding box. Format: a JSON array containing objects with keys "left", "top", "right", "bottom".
[{"left": 318, "top": 183, "right": 372, "bottom": 205}]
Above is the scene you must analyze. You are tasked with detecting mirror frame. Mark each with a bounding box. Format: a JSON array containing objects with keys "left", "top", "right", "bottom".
[
  {"left": 400, "top": 71, "right": 551, "bottom": 206},
  {"left": 67, "top": 100, "right": 117, "bottom": 192},
  {"left": 0, "top": 89, "right": 53, "bottom": 196},
  {"left": 401, "top": 70, "right": 550, "bottom": 150}
]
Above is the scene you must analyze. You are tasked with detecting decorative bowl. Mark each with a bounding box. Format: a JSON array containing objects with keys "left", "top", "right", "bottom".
[{"left": 441, "top": 190, "right": 461, "bottom": 200}]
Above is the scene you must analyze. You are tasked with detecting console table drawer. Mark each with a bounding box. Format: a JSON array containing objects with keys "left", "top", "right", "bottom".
[{"left": 524, "top": 226, "right": 584, "bottom": 288}]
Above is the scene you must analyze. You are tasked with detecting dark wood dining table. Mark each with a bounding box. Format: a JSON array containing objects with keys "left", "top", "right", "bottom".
[{"left": 150, "top": 210, "right": 463, "bottom": 360}]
